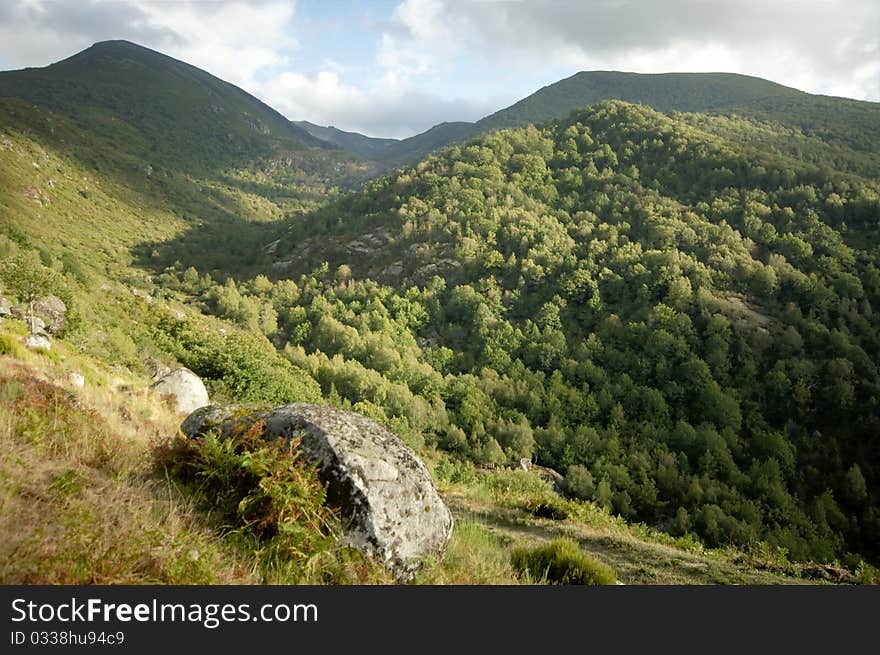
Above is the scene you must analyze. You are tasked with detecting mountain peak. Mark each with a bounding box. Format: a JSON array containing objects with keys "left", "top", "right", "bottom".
[{"left": 0, "top": 40, "right": 326, "bottom": 165}]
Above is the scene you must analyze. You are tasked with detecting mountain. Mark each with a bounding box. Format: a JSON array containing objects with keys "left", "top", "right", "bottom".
[
  {"left": 376, "top": 71, "right": 880, "bottom": 168},
  {"left": 227, "top": 100, "right": 878, "bottom": 565},
  {"left": 1, "top": 40, "right": 878, "bottom": 580},
  {"left": 0, "top": 40, "right": 325, "bottom": 169},
  {"left": 294, "top": 120, "right": 398, "bottom": 159}
]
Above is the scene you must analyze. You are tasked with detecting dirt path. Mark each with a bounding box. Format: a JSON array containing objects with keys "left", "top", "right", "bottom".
[{"left": 445, "top": 493, "right": 813, "bottom": 585}]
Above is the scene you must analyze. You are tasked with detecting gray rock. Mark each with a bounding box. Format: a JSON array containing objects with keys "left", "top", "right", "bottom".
[
  {"left": 0, "top": 296, "right": 12, "bottom": 317},
  {"left": 24, "top": 335, "right": 51, "bottom": 351},
  {"left": 68, "top": 372, "right": 85, "bottom": 388},
  {"left": 10, "top": 305, "right": 48, "bottom": 334},
  {"left": 34, "top": 294, "right": 67, "bottom": 334},
  {"left": 144, "top": 356, "right": 172, "bottom": 382},
  {"left": 152, "top": 368, "right": 209, "bottom": 414},
  {"left": 181, "top": 403, "right": 453, "bottom": 580},
  {"left": 380, "top": 261, "right": 404, "bottom": 278}
]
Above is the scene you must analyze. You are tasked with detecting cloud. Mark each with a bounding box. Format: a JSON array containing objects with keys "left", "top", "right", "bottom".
[
  {"left": 382, "top": 0, "right": 880, "bottom": 101},
  {"left": 259, "top": 69, "right": 499, "bottom": 138},
  {"left": 0, "top": 0, "right": 297, "bottom": 90},
  {"left": 0, "top": 0, "right": 177, "bottom": 68}
]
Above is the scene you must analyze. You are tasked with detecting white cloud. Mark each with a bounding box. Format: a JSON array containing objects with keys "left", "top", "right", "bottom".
[
  {"left": 258, "top": 68, "right": 497, "bottom": 138},
  {"left": 0, "top": 1, "right": 298, "bottom": 91},
  {"left": 132, "top": 0, "right": 297, "bottom": 90},
  {"left": 374, "top": 0, "right": 880, "bottom": 102}
]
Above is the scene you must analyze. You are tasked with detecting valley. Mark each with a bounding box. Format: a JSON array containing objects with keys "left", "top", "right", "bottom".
[{"left": 1, "top": 40, "right": 878, "bottom": 585}]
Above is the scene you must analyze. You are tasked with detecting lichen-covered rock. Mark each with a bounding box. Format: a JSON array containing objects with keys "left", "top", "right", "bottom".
[
  {"left": 24, "top": 335, "right": 51, "bottom": 350},
  {"left": 0, "top": 296, "right": 12, "bottom": 317},
  {"left": 181, "top": 403, "right": 454, "bottom": 580},
  {"left": 33, "top": 294, "right": 67, "bottom": 334},
  {"left": 152, "top": 368, "right": 209, "bottom": 414}
]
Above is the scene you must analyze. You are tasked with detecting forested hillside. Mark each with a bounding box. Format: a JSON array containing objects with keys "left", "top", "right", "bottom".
[
  {"left": 2, "top": 39, "right": 878, "bottom": 576},
  {"left": 0, "top": 40, "right": 330, "bottom": 170},
  {"left": 358, "top": 71, "right": 880, "bottom": 168},
  {"left": 160, "top": 101, "right": 880, "bottom": 564}
]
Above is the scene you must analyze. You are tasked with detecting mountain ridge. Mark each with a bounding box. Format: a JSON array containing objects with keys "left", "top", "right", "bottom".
[
  {"left": 0, "top": 40, "right": 327, "bottom": 169},
  {"left": 310, "top": 70, "right": 880, "bottom": 167}
]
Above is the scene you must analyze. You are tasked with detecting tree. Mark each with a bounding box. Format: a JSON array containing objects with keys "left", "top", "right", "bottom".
[{"left": 1, "top": 251, "right": 58, "bottom": 335}]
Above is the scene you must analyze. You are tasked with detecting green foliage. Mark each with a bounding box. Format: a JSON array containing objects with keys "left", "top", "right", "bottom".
[
  {"left": 153, "top": 315, "right": 322, "bottom": 404},
  {"left": 253, "top": 100, "right": 880, "bottom": 565},
  {"left": 511, "top": 538, "right": 617, "bottom": 585},
  {"left": 2, "top": 43, "right": 878, "bottom": 572},
  {"left": 0, "top": 251, "right": 60, "bottom": 334},
  {"left": 0, "top": 333, "right": 24, "bottom": 358},
  {"left": 154, "top": 422, "right": 336, "bottom": 562}
]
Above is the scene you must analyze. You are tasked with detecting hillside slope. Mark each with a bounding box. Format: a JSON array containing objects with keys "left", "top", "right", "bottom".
[
  {"left": 0, "top": 40, "right": 325, "bottom": 170},
  {"left": 294, "top": 120, "right": 398, "bottom": 159},
  {"left": 175, "top": 100, "right": 880, "bottom": 566},
  {"left": 378, "top": 71, "right": 880, "bottom": 168}
]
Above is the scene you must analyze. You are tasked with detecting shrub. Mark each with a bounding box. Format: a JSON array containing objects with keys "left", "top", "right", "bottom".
[
  {"left": 563, "top": 464, "right": 595, "bottom": 500},
  {"left": 0, "top": 333, "right": 24, "bottom": 357},
  {"left": 153, "top": 315, "right": 322, "bottom": 404},
  {"left": 511, "top": 538, "right": 617, "bottom": 585},
  {"left": 155, "top": 420, "right": 336, "bottom": 561}
]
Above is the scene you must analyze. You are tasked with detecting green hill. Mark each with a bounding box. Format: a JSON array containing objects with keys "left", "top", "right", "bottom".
[
  {"left": 195, "top": 100, "right": 879, "bottom": 566},
  {"left": 378, "top": 71, "right": 880, "bottom": 169},
  {"left": 0, "top": 40, "right": 325, "bottom": 171},
  {"left": 1, "top": 41, "right": 878, "bottom": 583}
]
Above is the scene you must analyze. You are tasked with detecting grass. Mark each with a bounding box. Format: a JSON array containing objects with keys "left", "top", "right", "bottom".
[
  {"left": 0, "top": 356, "right": 252, "bottom": 583},
  {"left": 0, "top": 326, "right": 867, "bottom": 585},
  {"left": 511, "top": 538, "right": 618, "bottom": 585}
]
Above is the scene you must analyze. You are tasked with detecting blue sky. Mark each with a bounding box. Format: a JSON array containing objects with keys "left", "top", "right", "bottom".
[{"left": 1, "top": 1, "right": 878, "bottom": 138}]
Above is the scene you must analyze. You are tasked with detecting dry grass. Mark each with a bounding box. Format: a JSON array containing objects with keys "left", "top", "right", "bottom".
[{"left": 0, "top": 343, "right": 256, "bottom": 584}]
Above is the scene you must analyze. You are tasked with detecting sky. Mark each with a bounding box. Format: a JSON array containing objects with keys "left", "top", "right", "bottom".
[{"left": 0, "top": 0, "right": 878, "bottom": 139}]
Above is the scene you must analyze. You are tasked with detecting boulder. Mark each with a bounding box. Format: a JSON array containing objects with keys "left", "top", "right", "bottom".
[
  {"left": 33, "top": 294, "right": 67, "bottom": 334},
  {"left": 8, "top": 305, "right": 48, "bottom": 334},
  {"left": 152, "top": 368, "right": 209, "bottom": 414},
  {"left": 24, "top": 335, "right": 51, "bottom": 351},
  {"left": 0, "top": 296, "right": 12, "bottom": 317},
  {"left": 181, "top": 403, "right": 454, "bottom": 580},
  {"left": 68, "top": 372, "right": 85, "bottom": 389},
  {"left": 31, "top": 316, "right": 48, "bottom": 335}
]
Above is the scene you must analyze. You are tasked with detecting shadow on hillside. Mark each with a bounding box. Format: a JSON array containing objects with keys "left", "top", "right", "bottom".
[{"left": 0, "top": 97, "right": 346, "bottom": 283}]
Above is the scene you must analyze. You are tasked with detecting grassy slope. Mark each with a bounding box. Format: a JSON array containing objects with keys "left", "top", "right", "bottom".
[
  {"left": 0, "top": 40, "right": 324, "bottom": 169},
  {"left": 0, "top": 319, "right": 823, "bottom": 584}
]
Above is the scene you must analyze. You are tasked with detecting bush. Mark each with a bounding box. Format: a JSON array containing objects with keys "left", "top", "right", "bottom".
[
  {"left": 563, "top": 464, "right": 595, "bottom": 500},
  {"left": 0, "top": 333, "right": 24, "bottom": 357},
  {"left": 511, "top": 538, "right": 617, "bottom": 585},
  {"left": 154, "top": 315, "right": 322, "bottom": 404},
  {"left": 154, "top": 420, "right": 336, "bottom": 561}
]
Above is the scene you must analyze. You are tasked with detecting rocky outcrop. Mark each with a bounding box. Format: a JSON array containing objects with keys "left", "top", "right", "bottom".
[
  {"left": 0, "top": 296, "right": 12, "bottom": 318},
  {"left": 24, "top": 335, "right": 51, "bottom": 351},
  {"left": 33, "top": 294, "right": 67, "bottom": 334},
  {"left": 181, "top": 403, "right": 454, "bottom": 579},
  {"left": 152, "top": 368, "right": 209, "bottom": 414}
]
